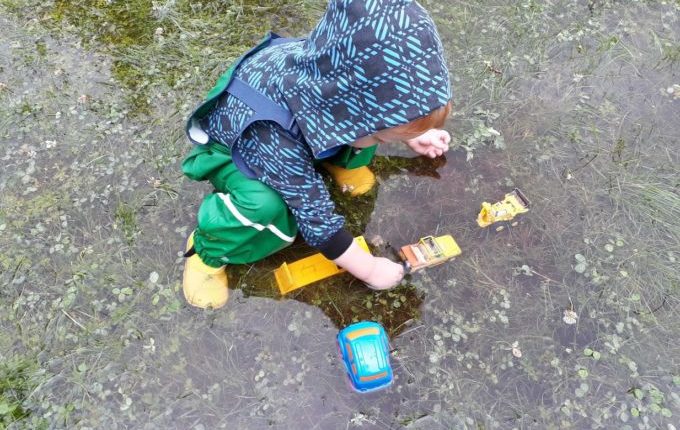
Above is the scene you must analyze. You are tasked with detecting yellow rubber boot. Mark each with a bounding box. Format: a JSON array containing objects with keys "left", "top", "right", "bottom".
[
  {"left": 183, "top": 232, "right": 229, "bottom": 309},
  {"left": 322, "top": 163, "right": 376, "bottom": 196}
]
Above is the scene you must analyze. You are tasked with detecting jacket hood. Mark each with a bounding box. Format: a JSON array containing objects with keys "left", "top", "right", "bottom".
[{"left": 280, "top": 0, "right": 452, "bottom": 157}]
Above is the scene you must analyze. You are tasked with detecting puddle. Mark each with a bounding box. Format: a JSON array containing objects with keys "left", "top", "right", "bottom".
[{"left": 1, "top": 0, "right": 679, "bottom": 428}]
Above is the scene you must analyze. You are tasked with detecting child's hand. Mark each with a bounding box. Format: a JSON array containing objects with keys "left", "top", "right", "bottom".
[
  {"left": 364, "top": 257, "right": 404, "bottom": 290},
  {"left": 334, "top": 240, "right": 404, "bottom": 290},
  {"left": 405, "top": 129, "right": 451, "bottom": 158}
]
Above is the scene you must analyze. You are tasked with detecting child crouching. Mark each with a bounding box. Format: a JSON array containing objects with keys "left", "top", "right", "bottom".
[{"left": 182, "top": 0, "right": 452, "bottom": 309}]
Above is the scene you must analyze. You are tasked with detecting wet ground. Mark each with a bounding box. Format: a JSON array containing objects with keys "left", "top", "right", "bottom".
[{"left": 1, "top": 0, "right": 679, "bottom": 428}]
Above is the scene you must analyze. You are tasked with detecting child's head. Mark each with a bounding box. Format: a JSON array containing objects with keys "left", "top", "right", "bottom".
[
  {"left": 377, "top": 101, "right": 452, "bottom": 141},
  {"left": 353, "top": 101, "right": 452, "bottom": 147},
  {"left": 282, "top": 0, "right": 452, "bottom": 157}
]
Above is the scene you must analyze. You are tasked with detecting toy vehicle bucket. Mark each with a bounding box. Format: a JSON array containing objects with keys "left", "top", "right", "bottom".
[{"left": 511, "top": 188, "right": 530, "bottom": 208}]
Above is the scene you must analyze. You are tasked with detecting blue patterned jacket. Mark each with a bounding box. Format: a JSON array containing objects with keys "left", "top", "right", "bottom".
[{"left": 201, "top": 0, "right": 451, "bottom": 258}]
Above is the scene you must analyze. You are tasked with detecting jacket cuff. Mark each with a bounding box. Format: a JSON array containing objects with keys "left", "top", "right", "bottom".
[{"left": 317, "top": 228, "right": 354, "bottom": 260}]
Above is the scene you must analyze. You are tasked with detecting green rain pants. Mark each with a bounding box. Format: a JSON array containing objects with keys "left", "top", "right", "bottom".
[{"left": 182, "top": 142, "right": 377, "bottom": 268}]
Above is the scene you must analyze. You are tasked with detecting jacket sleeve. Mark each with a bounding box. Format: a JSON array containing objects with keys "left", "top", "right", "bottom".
[{"left": 235, "top": 122, "right": 353, "bottom": 259}]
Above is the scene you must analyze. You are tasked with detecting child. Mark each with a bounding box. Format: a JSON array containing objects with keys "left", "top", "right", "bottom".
[{"left": 182, "top": 0, "right": 452, "bottom": 309}]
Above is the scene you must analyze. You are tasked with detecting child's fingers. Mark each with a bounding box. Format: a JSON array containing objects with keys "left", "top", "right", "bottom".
[
  {"left": 431, "top": 134, "right": 449, "bottom": 150},
  {"left": 431, "top": 141, "right": 446, "bottom": 150},
  {"left": 442, "top": 131, "right": 452, "bottom": 144}
]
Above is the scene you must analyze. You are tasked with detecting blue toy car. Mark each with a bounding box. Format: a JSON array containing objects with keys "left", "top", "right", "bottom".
[{"left": 337, "top": 321, "right": 393, "bottom": 393}]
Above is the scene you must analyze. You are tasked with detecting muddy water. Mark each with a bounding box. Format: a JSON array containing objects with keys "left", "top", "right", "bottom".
[{"left": 2, "top": 1, "right": 679, "bottom": 429}]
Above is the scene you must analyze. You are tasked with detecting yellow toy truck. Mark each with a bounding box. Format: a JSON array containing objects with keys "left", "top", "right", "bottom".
[
  {"left": 398, "top": 235, "right": 462, "bottom": 273},
  {"left": 477, "top": 188, "right": 530, "bottom": 228}
]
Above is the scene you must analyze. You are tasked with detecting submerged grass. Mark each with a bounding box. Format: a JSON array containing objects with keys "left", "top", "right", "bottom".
[
  {"left": 618, "top": 180, "right": 680, "bottom": 239},
  {"left": 1, "top": 0, "right": 680, "bottom": 428}
]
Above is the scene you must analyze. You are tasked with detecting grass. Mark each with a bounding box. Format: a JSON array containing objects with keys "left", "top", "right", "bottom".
[
  {"left": 662, "top": 44, "right": 680, "bottom": 63},
  {"left": 37, "top": 0, "right": 325, "bottom": 113},
  {"left": 114, "top": 202, "right": 138, "bottom": 245},
  {"left": 0, "top": 356, "right": 50, "bottom": 429},
  {"left": 618, "top": 180, "right": 680, "bottom": 239}
]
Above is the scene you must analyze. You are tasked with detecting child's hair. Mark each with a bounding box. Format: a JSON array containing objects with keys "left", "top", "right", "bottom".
[{"left": 398, "top": 100, "right": 452, "bottom": 135}]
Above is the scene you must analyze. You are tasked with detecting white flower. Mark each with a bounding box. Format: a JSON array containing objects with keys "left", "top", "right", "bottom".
[
  {"left": 369, "top": 235, "right": 385, "bottom": 247},
  {"left": 511, "top": 341, "right": 522, "bottom": 358},
  {"left": 563, "top": 309, "right": 578, "bottom": 325}
]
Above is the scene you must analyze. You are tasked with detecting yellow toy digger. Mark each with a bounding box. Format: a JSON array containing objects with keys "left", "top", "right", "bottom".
[{"left": 477, "top": 188, "right": 530, "bottom": 228}]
